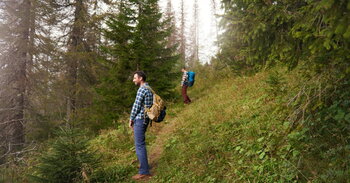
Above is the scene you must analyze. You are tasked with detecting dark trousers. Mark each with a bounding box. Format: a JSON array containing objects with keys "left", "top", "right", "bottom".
[{"left": 181, "top": 85, "right": 191, "bottom": 104}]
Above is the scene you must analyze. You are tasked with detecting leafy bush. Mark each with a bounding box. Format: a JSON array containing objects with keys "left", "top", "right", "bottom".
[{"left": 288, "top": 73, "right": 350, "bottom": 182}]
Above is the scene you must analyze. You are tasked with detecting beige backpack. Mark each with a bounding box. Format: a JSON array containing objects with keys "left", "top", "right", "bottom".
[{"left": 144, "top": 86, "right": 166, "bottom": 122}]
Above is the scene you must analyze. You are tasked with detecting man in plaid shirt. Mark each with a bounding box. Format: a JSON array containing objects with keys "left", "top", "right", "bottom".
[{"left": 129, "top": 71, "right": 153, "bottom": 180}]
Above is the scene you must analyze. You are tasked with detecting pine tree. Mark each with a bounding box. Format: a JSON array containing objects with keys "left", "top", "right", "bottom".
[
  {"left": 0, "top": 0, "right": 32, "bottom": 159},
  {"left": 133, "top": 0, "right": 179, "bottom": 98},
  {"left": 210, "top": 0, "right": 220, "bottom": 49},
  {"left": 30, "top": 127, "right": 99, "bottom": 183},
  {"left": 94, "top": 0, "right": 137, "bottom": 130},
  {"left": 24, "top": 0, "right": 65, "bottom": 142},
  {"left": 97, "top": 0, "right": 179, "bottom": 129},
  {"left": 165, "top": 0, "right": 179, "bottom": 49},
  {"left": 180, "top": 0, "right": 187, "bottom": 65},
  {"left": 189, "top": 0, "right": 199, "bottom": 67},
  {"left": 44, "top": 0, "right": 113, "bottom": 129}
]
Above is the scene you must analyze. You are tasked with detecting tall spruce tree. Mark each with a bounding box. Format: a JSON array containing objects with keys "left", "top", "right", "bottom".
[
  {"left": 133, "top": 0, "right": 179, "bottom": 98},
  {"left": 94, "top": 0, "right": 137, "bottom": 130},
  {"left": 45, "top": 0, "right": 114, "bottom": 128},
  {"left": 98, "top": 0, "right": 179, "bottom": 128},
  {"left": 179, "top": 0, "right": 186, "bottom": 65},
  {"left": 25, "top": 0, "right": 65, "bottom": 142},
  {"left": 190, "top": 0, "right": 199, "bottom": 66},
  {"left": 0, "top": 0, "right": 32, "bottom": 160},
  {"left": 165, "top": 0, "right": 179, "bottom": 49}
]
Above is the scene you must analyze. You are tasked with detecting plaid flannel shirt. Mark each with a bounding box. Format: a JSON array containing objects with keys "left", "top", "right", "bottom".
[{"left": 130, "top": 83, "right": 153, "bottom": 121}]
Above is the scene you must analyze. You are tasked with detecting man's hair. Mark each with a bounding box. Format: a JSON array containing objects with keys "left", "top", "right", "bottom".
[
  {"left": 134, "top": 71, "right": 147, "bottom": 82},
  {"left": 182, "top": 67, "right": 186, "bottom": 70}
]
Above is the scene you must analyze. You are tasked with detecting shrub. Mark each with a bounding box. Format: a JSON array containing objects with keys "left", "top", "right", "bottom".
[{"left": 30, "top": 127, "right": 99, "bottom": 183}]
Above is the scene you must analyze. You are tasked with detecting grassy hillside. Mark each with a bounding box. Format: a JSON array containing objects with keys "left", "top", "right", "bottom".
[
  {"left": 7, "top": 66, "right": 346, "bottom": 182},
  {"left": 150, "top": 68, "right": 300, "bottom": 182}
]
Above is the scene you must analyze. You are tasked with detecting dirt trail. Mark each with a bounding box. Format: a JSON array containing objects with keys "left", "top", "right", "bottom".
[{"left": 148, "top": 113, "right": 182, "bottom": 173}]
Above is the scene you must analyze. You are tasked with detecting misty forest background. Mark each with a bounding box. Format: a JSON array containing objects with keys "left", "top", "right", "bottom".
[{"left": 0, "top": 0, "right": 349, "bottom": 182}]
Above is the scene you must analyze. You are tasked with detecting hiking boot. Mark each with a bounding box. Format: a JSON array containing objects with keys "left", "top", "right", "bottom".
[{"left": 131, "top": 174, "right": 152, "bottom": 180}]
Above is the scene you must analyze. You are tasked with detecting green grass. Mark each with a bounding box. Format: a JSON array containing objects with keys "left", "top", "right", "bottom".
[
  {"left": 150, "top": 69, "right": 301, "bottom": 182},
  {"left": 86, "top": 66, "right": 306, "bottom": 182},
  {"left": 0, "top": 67, "right": 350, "bottom": 183},
  {"left": 6, "top": 66, "right": 345, "bottom": 182}
]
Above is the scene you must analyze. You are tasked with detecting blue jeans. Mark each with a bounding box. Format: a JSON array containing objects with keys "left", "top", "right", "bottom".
[{"left": 134, "top": 118, "right": 150, "bottom": 174}]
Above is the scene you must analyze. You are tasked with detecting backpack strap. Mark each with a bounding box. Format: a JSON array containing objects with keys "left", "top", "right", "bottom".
[
  {"left": 142, "top": 85, "right": 154, "bottom": 110},
  {"left": 143, "top": 85, "right": 154, "bottom": 127},
  {"left": 143, "top": 118, "right": 152, "bottom": 127},
  {"left": 143, "top": 85, "right": 155, "bottom": 94}
]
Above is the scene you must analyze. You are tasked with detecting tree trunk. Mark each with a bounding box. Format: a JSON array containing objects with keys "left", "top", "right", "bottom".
[
  {"left": 189, "top": 0, "right": 199, "bottom": 67},
  {"left": 12, "top": 0, "right": 30, "bottom": 151},
  {"left": 165, "top": 0, "right": 177, "bottom": 49},
  {"left": 66, "top": 0, "right": 86, "bottom": 123},
  {"left": 194, "top": 0, "right": 199, "bottom": 63},
  {"left": 180, "top": 0, "right": 186, "bottom": 65},
  {"left": 0, "top": 0, "right": 31, "bottom": 156},
  {"left": 211, "top": 0, "right": 220, "bottom": 48}
]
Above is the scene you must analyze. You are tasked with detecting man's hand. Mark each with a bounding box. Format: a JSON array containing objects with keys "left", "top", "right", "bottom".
[{"left": 129, "top": 119, "right": 134, "bottom": 129}]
